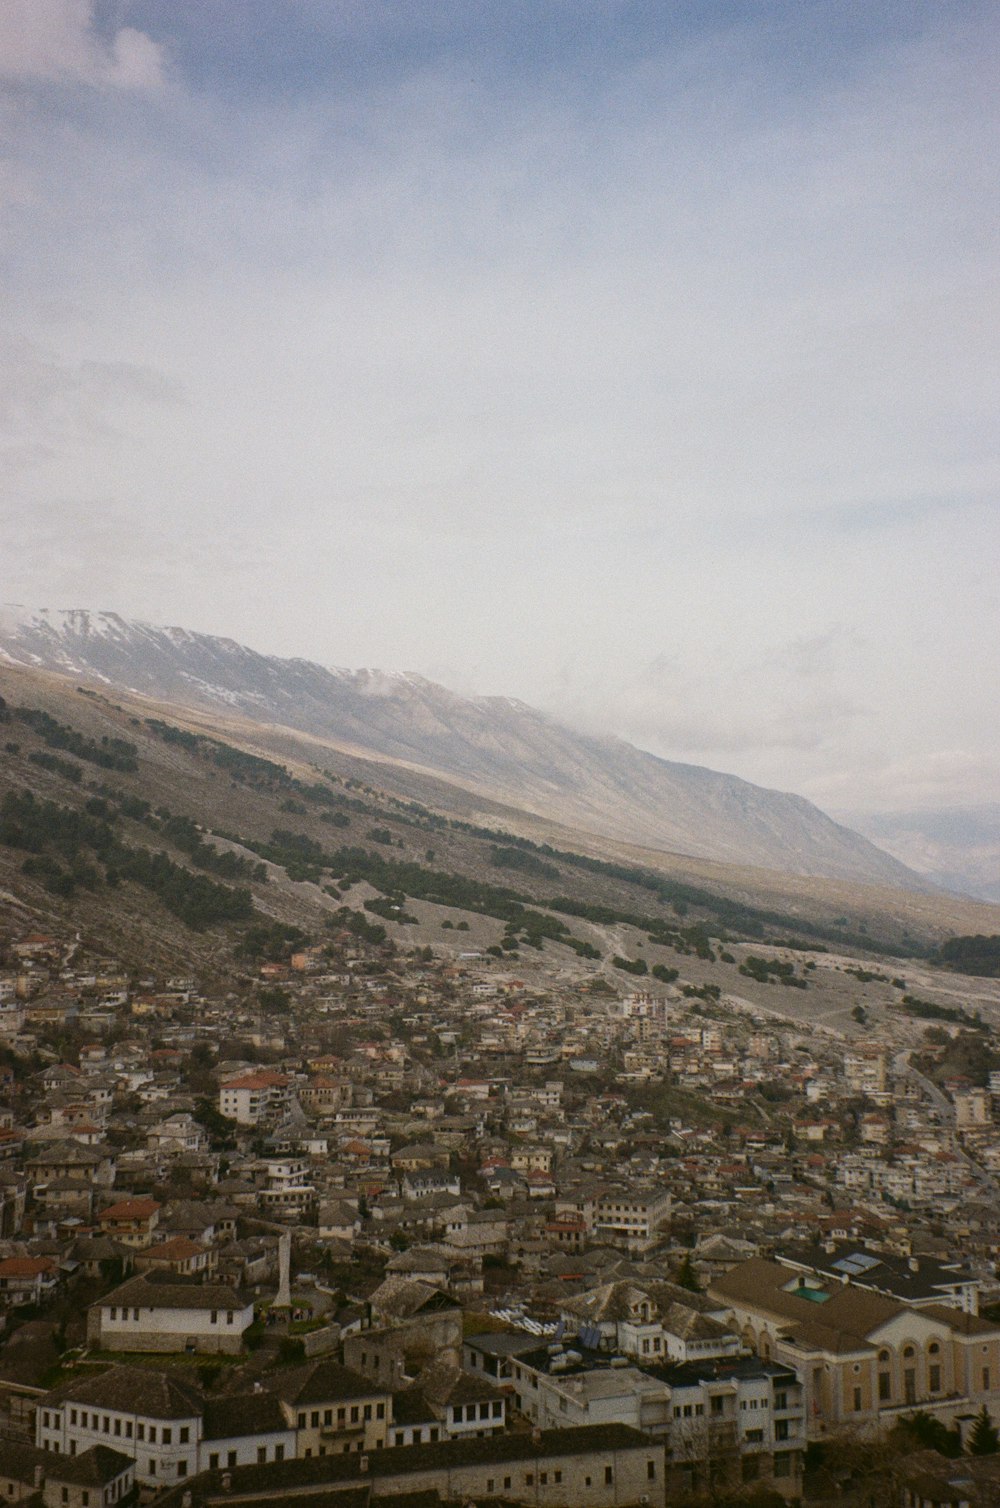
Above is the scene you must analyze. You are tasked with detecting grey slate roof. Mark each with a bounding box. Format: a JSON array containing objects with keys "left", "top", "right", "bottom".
[
  {"left": 45, "top": 1363, "right": 204, "bottom": 1418},
  {"left": 96, "top": 1270, "right": 250, "bottom": 1312}
]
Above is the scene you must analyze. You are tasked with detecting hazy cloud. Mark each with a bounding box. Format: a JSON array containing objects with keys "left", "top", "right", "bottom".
[
  {"left": 0, "top": 0, "right": 166, "bottom": 91},
  {"left": 1, "top": 2, "right": 997, "bottom": 814}
]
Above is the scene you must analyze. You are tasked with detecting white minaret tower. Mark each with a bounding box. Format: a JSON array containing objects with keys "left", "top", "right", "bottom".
[{"left": 274, "top": 1231, "right": 292, "bottom": 1309}]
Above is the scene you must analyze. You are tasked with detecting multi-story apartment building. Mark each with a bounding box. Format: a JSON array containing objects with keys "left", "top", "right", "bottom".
[
  {"left": 587, "top": 1185, "right": 671, "bottom": 1251},
  {"left": 218, "top": 1071, "right": 290, "bottom": 1126}
]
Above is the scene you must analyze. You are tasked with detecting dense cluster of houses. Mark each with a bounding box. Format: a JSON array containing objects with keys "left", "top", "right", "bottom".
[{"left": 1, "top": 922, "right": 1000, "bottom": 1506}]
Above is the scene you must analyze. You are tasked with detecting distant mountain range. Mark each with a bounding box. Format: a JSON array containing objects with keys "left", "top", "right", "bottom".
[
  {"left": 0, "top": 605, "right": 927, "bottom": 891},
  {"left": 838, "top": 805, "right": 1000, "bottom": 905}
]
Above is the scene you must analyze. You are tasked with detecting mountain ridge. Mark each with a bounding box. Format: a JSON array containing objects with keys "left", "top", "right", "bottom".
[{"left": 0, "top": 604, "right": 926, "bottom": 891}]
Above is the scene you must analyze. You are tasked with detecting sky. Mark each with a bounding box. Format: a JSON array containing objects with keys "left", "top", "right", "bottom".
[{"left": 1, "top": 0, "right": 998, "bottom": 816}]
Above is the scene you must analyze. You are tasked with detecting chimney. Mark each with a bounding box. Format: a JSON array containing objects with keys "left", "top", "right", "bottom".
[
  {"left": 360, "top": 1455, "right": 369, "bottom": 1473},
  {"left": 221, "top": 1472, "right": 232, "bottom": 1493}
]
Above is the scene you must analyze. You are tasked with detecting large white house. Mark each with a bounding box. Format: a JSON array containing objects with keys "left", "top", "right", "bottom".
[
  {"left": 36, "top": 1366, "right": 293, "bottom": 1489},
  {"left": 218, "top": 1070, "right": 290, "bottom": 1126},
  {"left": 86, "top": 1271, "right": 254, "bottom": 1354}
]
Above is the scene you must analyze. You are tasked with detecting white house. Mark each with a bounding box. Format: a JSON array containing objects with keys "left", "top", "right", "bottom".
[{"left": 86, "top": 1271, "right": 254, "bottom": 1354}]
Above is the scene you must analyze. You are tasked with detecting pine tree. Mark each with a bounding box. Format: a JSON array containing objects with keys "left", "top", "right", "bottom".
[
  {"left": 968, "top": 1404, "right": 999, "bottom": 1455},
  {"left": 675, "top": 1252, "right": 702, "bottom": 1293}
]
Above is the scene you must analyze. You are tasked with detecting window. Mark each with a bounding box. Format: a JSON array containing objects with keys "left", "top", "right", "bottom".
[
  {"left": 853, "top": 1387, "right": 862, "bottom": 1412},
  {"left": 930, "top": 1365, "right": 941, "bottom": 1392},
  {"left": 138, "top": 1425, "right": 145, "bottom": 1442},
  {"left": 540, "top": 1473, "right": 548, "bottom": 1485},
  {"left": 364, "top": 1404, "right": 372, "bottom": 1421},
  {"left": 775, "top": 1419, "right": 789, "bottom": 1441},
  {"left": 984, "top": 1368, "right": 991, "bottom": 1391},
  {"left": 525, "top": 1474, "right": 534, "bottom": 1487},
  {"left": 297, "top": 1413, "right": 306, "bottom": 1429},
  {"left": 487, "top": 1482, "right": 495, "bottom": 1495},
  {"left": 149, "top": 1428, "right": 157, "bottom": 1444},
  {"left": 774, "top": 1391, "right": 787, "bottom": 1410},
  {"left": 554, "top": 1471, "right": 562, "bottom": 1484},
  {"left": 311, "top": 1411, "right": 320, "bottom": 1428},
  {"left": 350, "top": 1407, "right": 359, "bottom": 1424},
  {"left": 275, "top": 1446, "right": 285, "bottom": 1462},
  {"left": 162, "top": 1429, "right": 171, "bottom": 1446},
  {"left": 227, "top": 1453, "right": 236, "bottom": 1469},
  {"left": 209, "top": 1455, "right": 219, "bottom": 1471},
  {"left": 210, "top": 1310, "right": 218, "bottom": 1324},
  {"left": 492, "top": 1401, "right": 502, "bottom": 1417},
  {"left": 774, "top": 1454, "right": 791, "bottom": 1478},
  {"left": 70, "top": 1411, "right": 77, "bottom": 1426},
  {"left": 879, "top": 1373, "right": 891, "bottom": 1401},
  {"left": 605, "top": 1466, "right": 614, "bottom": 1485},
  {"left": 148, "top": 1463, "right": 155, "bottom": 1477},
  {"left": 257, "top": 1448, "right": 266, "bottom": 1464},
  {"left": 504, "top": 1479, "right": 511, "bottom": 1491},
  {"left": 376, "top": 1404, "right": 385, "bottom": 1420},
  {"left": 746, "top": 1429, "right": 764, "bottom": 1444},
  {"left": 177, "top": 1463, "right": 187, "bottom": 1479},
  {"left": 647, "top": 1461, "right": 657, "bottom": 1481},
  {"left": 125, "top": 1423, "right": 132, "bottom": 1439}
]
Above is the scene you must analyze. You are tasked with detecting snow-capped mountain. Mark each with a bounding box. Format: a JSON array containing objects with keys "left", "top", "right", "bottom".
[{"left": 0, "top": 605, "right": 926, "bottom": 889}]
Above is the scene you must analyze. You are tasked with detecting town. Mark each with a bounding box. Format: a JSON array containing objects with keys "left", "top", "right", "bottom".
[{"left": 1, "top": 917, "right": 1000, "bottom": 1507}]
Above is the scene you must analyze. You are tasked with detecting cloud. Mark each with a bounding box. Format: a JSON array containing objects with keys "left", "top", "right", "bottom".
[
  {"left": 0, "top": 4, "right": 998, "bottom": 813},
  {"left": 0, "top": 0, "right": 165, "bottom": 91},
  {"left": 0, "top": 335, "right": 183, "bottom": 473}
]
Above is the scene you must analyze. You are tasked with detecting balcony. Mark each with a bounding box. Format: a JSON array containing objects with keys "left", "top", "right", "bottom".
[{"left": 320, "top": 1419, "right": 365, "bottom": 1439}]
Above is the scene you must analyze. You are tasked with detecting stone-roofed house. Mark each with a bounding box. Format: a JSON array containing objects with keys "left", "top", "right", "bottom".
[
  {"left": 37, "top": 1364, "right": 204, "bottom": 1486},
  {"left": 559, "top": 1277, "right": 739, "bottom": 1364},
  {"left": 392, "top": 1355, "right": 506, "bottom": 1444},
  {"left": 85, "top": 1270, "right": 254, "bottom": 1353},
  {"left": 200, "top": 1392, "right": 294, "bottom": 1472},
  {"left": 263, "top": 1358, "right": 392, "bottom": 1455},
  {"left": 134, "top": 1422, "right": 667, "bottom": 1508},
  {"left": 2, "top": 1441, "right": 135, "bottom": 1508}
]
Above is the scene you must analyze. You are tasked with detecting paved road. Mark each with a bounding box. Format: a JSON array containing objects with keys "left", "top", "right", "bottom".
[{"left": 893, "top": 1048, "right": 998, "bottom": 1195}]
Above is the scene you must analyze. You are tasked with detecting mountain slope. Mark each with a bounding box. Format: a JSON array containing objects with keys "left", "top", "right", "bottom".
[
  {"left": 838, "top": 805, "right": 1000, "bottom": 904},
  {"left": 0, "top": 605, "right": 925, "bottom": 889}
]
